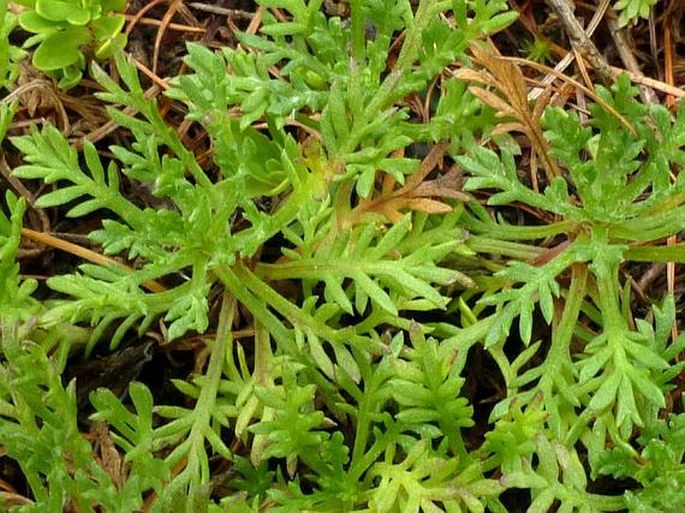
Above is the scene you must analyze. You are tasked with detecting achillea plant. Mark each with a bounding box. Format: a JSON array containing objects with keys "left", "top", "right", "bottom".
[
  {"left": 1, "top": 1, "right": 518, "bottom": 510},
  {"left": 1, "top": 0, "right": 684, "bottom": 511}
]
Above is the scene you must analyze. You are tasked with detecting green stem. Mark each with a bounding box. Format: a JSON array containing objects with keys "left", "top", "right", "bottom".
[
  {"left": 540, "top": 263, "right": 587, "bottom": 438},
  {"left": 350, "top": 416, "right": 401, "bottom": 482},
  {"left": 441, "top": 314, "right": 495, "bottom": 355},
  {"left": 254, "top": 320, "right": 274, "bottom": 385},
  {"left": 349, "top": 0, "right": 365, "bottom": 63},
  {"left": 467, "top": 235, "right": 545, "bottom": 260},
  {"left": 394, "top": 1, "right": 450, "bottom": 72},
  {"left": 234, "top": 261, "right": 354, "bottom": 346},
  {"left": 216, "top": 264, "right": 351, "bottom": 407},
  {"left": 594, "top": 261, "right": 623, "bottom": 331},
  {"left": 185, "top": 292, "right": 236, "bottom": 485},
  {"left": 466, "top": 216, "right": 576, "bottom": 241},
  {"left": 609, "top": 205, "right": 685, "bottom": 241},
  {"left": 214, "top": 266, "right": 295, "bottom": 353},
  {"left": 586, "top": 494, "right": 626, "bottom": 512},
  {"left": 625, "top": 243, "right": 685, "bottom": 263}
]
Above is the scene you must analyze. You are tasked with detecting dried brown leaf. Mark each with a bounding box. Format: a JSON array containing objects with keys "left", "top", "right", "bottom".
[
  {"left": 348, "top": 143, "right": 466, "bottom": 225},
  {"left": 490, "top": 122, "right": 527, "bottom": 137},
  {"left": 452, "top": 68, "right": 490, "bottom": 84},
  {"left": 93, "top": 422, "right": 127, "bottom": 490},
  {"left": 405, "top": 198, "right": 454, "bottom": 214},
  {"left": 467, "top": 87, "right": 517, "bottom": 117},
  {"left": 463, "top": 44, "right": 560, "bottom": 182}
]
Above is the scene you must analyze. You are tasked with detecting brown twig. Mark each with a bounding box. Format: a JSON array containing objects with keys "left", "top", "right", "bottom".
[
  {"left": 529, "top": 0, "right": 611, "bottom": 100},
  {"left": 132, "top": 57, "right": 170, "bottom": 90},
  {"left": 123, "top": 14, "right": 205, "bottom": 33},
  {"left": 543, "top": 0, "right": 614, "bottom": 85},
  {"left": 124, "top": 0, "right": 167, "bottom": 36},
  {"left": 245, "top": 7, "right": 264, "bottom": 36},
  {"left": 153, "top": 0, "right": 183, "bottom": 75},
  {"left": 187, "top": 2, "right": 254, "bottom": 19},
  {"left": 662, "top": 4, "right": 680, "bottom": 340}
]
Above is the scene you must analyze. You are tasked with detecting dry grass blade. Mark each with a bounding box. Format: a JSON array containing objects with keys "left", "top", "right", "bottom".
[
  {"left": 20, "top": 228, "right": 167, "bottom": 293},
  {"left": 504, "top": 56, "right": 640, "bottom": 136}
]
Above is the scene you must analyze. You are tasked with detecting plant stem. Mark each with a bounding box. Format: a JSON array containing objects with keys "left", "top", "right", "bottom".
[{"left": 185, "top": 292, "right": 236, "bottom": 486}]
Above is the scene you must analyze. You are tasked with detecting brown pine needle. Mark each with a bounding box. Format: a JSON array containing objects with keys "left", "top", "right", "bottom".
[{"left": 21, "top": 228, "right": 167, "bottom": 293}]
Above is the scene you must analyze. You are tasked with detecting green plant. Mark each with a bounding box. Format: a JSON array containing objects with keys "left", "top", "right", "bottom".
[
  {"left": 14, "top": 0, "right": 127, "bottom": 88},
  {"left": 597, "top": 410, "right": 685, "bottom": 512},
  {"left": 613, "top": 0, "right": 659, "bottom": 26},
  {"left": 450, "top": 62, "right": 685, "bottom": 508},
  {"left": 2, "top": 0, "right": 684, "bottom": 511},
  {"left": 2, "top": 0, "right": 518, "bottom": 510},
  {"left": 0, "top": 327, "right": 162, "bottom": 512},
  {"left": 0, "top": 1, "right": 23, "bottom": 89},
  {"left": 521, "top": 37, "right": 553, "bottom": 64}
]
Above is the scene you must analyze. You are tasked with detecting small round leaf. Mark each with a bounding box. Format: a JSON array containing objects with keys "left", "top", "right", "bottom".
[
  {"left": 19, "top": 10, "right": 64, "bottom": 33},
  {"left": 91, "top": 14, "right": 125, "bottom": 41},
  {"left": 32, "top": 28, "right": 89, "bottom": 71},
  {"left": 36, "top": 0, "right": 91, "bottom": 25}
]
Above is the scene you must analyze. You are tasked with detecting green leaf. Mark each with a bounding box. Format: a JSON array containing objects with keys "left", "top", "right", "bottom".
[
  {"left": 478, "top": 11, "right": 519, "bottom": 34},
  {"left": 34, "top": 185, "right": 89, "bottom": 208},
  {"left": 0, "top": 102, "right": 15, "bottom": 142},
  {"left": 19, "top": 9, "right": 62, "bottom": 33},
  {"left": 614, "top": 0, "right": 658, "bottom": 26},
  {"left": 260, "top": 21, "right": 308, "bottom": 37},
  {"left": 57, "top": 63, "right": 83, "bottom": 89},
  {"left": 36, "top": 0, "right": 91, "bottom": 25},
  {"left": 625, "top": 365, "right": 665, "bottom": 409},
  {"left": 323, "top": 273, "right": 353, "bottom": 314},
  {"left": 32, "top": 27, "right": 89, "bottom": 70},
  {"left": 95, "top": 31, "right": 127, "bottom": 60},
  {"left": 91, "top": 13, "right": 125, "bottom": 42},
  {"left": 589, "top": 371, "right": 621, "bottom": 412},
  {"left": 351, "top": 269, "right": 397, "bottom": 315}
]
